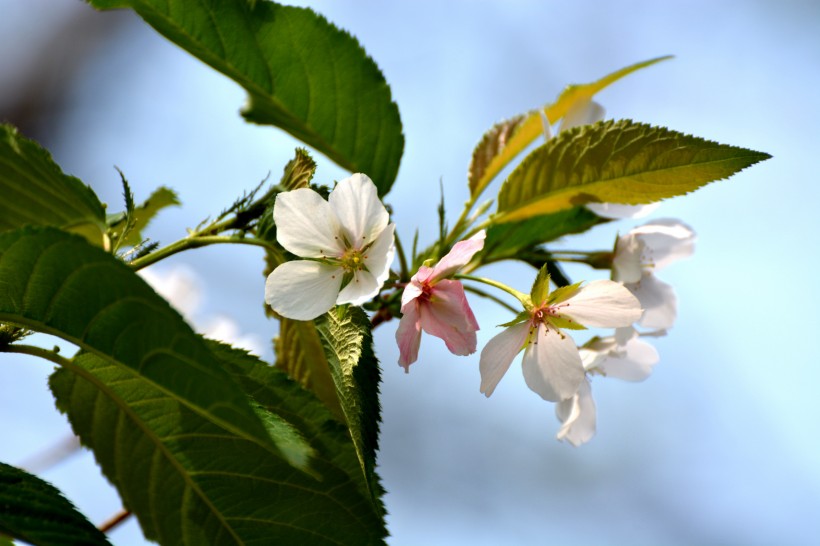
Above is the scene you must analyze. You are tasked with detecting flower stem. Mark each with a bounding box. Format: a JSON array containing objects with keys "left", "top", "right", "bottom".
[
  {"left": 455, "top": 274, "right": 529, "bottom": 306},
  {"left": 394, "top": 232, "right": 410, "bottom": 280},
  {"left": 1, "top": 343, "right": 72, "bottom": 368},
  {"left": 128, "top": 235, "right": 278, "bottom": 270},
  {"left": 463, "top": 285, "right": 519, "bottom": 314}
]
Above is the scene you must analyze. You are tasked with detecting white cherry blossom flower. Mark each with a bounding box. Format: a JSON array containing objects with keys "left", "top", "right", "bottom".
[
  {"left": 612, "top": 219, "right": 696, "bottom": 330},
  {"left": 479, "top": 278, "right": 641, "bottom": 402},
  {"left": 555, "top": 327, "right": 660, "bottom": 446},
  {"left": 265, "top": 173, "right": 395, "bottom": 321}
]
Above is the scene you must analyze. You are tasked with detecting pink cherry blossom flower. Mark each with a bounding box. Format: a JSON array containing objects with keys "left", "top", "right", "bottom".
[{"left": 395, "top": 231, "right": 485, "bottom": 371}]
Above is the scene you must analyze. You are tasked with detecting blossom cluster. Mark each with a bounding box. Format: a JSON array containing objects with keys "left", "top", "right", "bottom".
[{"left": 264, "top": 166, "right": 694, "bottom": 446}]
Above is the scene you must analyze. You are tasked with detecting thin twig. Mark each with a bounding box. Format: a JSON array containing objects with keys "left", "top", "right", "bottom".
[{"left": 99, "top": 509, "right": 132, "bottom": 533}]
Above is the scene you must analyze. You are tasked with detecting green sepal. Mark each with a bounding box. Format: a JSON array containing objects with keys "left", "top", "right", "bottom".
[
  {"left": 547, "top": 281, "right": 583, "bottom": 305},
  {"left": 530, "top": 265, "right": 551, "bottom": 304},
  {"left": 497, "top": 310, "right": 530, "bottom": 328}
]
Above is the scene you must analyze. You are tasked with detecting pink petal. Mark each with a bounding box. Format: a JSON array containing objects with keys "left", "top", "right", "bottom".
[
  {"left": 418, "top": 280, "right": 479, "bottom": 356},
  {"left": 400, "top": 281, "right": 424, "bottom": 310},
  {"left": 430, "top": 230, "right": 486, "bottom": 282},
  {"left": 479, "top": 322, "right": 530, "bottom": 397},
  {"left": 395, "top": 300, "right": 423, "bottom": 371}
]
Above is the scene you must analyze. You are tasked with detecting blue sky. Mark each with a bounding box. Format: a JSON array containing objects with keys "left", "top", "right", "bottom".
[{"left": 1, "top": 1, "right": 818, "bottom": 544}]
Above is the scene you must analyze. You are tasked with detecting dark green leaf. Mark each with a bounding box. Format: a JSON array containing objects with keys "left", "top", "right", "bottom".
[
  {"left": 483, "top": 207, "right": 609, "bottom": 263},
  {"left": 50, "top": 347, "right": 386, "bottom": 545},
  {"left": 496, "top": 119, "right": 771, "bottom": 223},
  {"left": 86, "top": 0, "right": 404, "bottom": 194},
  {"left": 0, "top": 227, "right": 274, "bottom": 456},
  {"left": 315, "top": 306, "right": 383, "bottom": 512},
  {"left": 0, "top": 124, "right": 106, "bottom": 247},
  {"left": 0, "top": 462, "right": 111, "bottom": 546},
  {"left": 208, "top": 341, "right": 385, "bottom": 521}
]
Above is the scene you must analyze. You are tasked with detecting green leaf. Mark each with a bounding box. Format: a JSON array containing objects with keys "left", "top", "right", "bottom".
[
  {"left": 279, "top": 148, "right": 317, "bottom": 192},
  {"left": 0, "top": 227, "right": 274, "bottom": 457},
  {"left": 315, "top": 306, "right": 383, "bottom": 512},
  {"left": 0, "top": 124, "right": 106, "bottom": 247},
  {"left": 50, "top": 347, "right": 387, "bottom": 545},
  {"left": 482, "top": 207, "right": 609, "bottom": 263},
  {"left": 0, "top": 462, "right": 111, "bottom": 546},
  {"left": 468, "top": 56, "right": 672, "bottom": 198},
  {"left": 496, "top": 119, "right": 771, "bottom": 223},
  {"left": 274, "top": 318, "right": 344, "bottom": 421},
  {"left": 207, "top": 340, "right": 385, "bottom": 521},
  {"left": 108, "top": 186, "right": 180, "bottom": 248},
  {"left": 86, "top": 0, "right": 404, "bottom": 195}
]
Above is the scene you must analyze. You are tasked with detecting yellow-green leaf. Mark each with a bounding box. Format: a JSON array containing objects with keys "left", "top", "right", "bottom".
[
  {"left": 468, "top": 56, "right": 672, "bottom": 199},
  {"left": 495, "top": 119, "right": 771, "bottom": 224}
]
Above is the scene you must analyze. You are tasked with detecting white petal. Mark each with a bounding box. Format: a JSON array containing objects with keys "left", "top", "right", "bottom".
[
  {"left": 265, "top": 260, "right": 342, "bottom": 321},
  {"left": 521, "top": 324, "right": 585, "bottom": 402},
  {"left": 559, "top": 99, "right": 605, "bottom": 132},
  {"left": 630, "top": 219, "right": 696, "bottom": 272},
  {"left": 563, "top": 280, "right": 642, "bottom": 328},
  {"left": 627, "top": 274, "right": 678, "bottom": 330},
  {"left": 586, "top": 202, "right": 660, "bottom": 219},
  {"left": 274, "top": 188, "right": 345, "bottom": 258},
  {"left": 555, "top": 378, "right": 596, "bottom": 446},
  {"left": 337, "top": 269, "right": 380, "bottom": 306},
  {"left": 479, "top": 322, "right": 529, "bottom": 397},
  {"left": 596, "top": 336, "right": 659, "bottom": 382},
  {"left": 612, "top": 234, "right": 644, "bottom": 283},
  {"left": 363, "top": 223, "right": 395, "bottom": 289},
  {"left": 328, "top": 173, "right": 389, "bottom": 247}
]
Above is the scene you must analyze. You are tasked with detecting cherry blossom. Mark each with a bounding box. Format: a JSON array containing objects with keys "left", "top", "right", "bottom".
[
  {"left": 479, "top": 278, "right": 641, "bottom": 402},
  {"left": 555, "top": 328, "right": 660, "bottom": 446},
  {"left": 395, "top": 231, "right": 485, "bottom": 370},
  {"left": 265, "top": 174, "right": 395, "bottom": 321},
  {"left": 612, "top": 219, "right": 696, "bottom": 329}
]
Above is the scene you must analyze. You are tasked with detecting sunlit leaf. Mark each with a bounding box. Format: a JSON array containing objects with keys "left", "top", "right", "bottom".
[
  {"left": 86, "top": 0, "right": 404, "bottom": 194},
  {"left": 0, "top": 124, "right": 106, "bottom": 247},
  {"left": 468, "top": 56, "right": 672, "bottom": 198},
  {"left": 0, "top": 227, "right": 273, "bottom": 454},
  {"left": 495, "top": 120, "right": 771, "bottom": 223},
  {"left": 0, "top": 463, "right": 111, "bottom": 546}
]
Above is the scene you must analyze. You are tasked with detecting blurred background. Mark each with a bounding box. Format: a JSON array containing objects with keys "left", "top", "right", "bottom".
[{"left": 1, "top": 0, "right": 818, "bottom": 544}]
